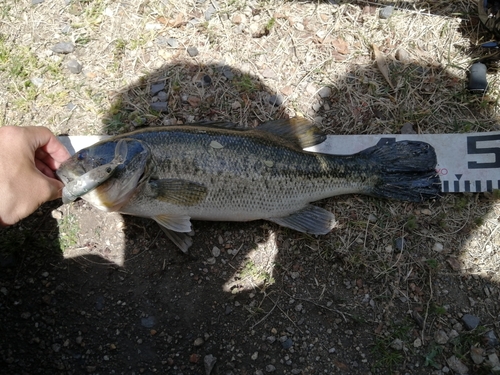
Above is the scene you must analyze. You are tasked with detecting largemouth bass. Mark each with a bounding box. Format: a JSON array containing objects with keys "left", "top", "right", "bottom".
[{"left": 56, "top": 118, "right": 441, "bottom": 252}]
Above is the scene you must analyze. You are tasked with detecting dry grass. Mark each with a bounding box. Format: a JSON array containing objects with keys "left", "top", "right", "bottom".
[{"left": 2, "top": 0, "right": 500, "bottom": 372}]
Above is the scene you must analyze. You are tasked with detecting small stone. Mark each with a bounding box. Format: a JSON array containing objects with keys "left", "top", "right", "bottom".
[
  {"left": 400, "top": 122, "right": 416, "bottom": 134},
  {"left": 317, "top": 86, "right": 332, "bottom": 98},
  {"left": 268, "top": 94, "right": 283, "bottom": 106},
  {"left": 212, "top": 247, "right": 220, "bottom": 257},
  {"left": 488, "top": 353, "right": 500, "bottom": 368},
  {"left": 379, "top": 5, "right": 394, "bottom": 19},
  {"left": 167, "top": 37, "right": 179, "bottom": 48},
  {"left": 52, "top": 343, "right": 61, "bottom": 352},
  {"left": 261, "top": 68, "right": 277, "bottom": 79},
  {"left": 204, "top": 354, "right": 217, "bottom": 375},
  {"left": 447, "top": 356, "right": 469, "bottom": 375},
  {"left": 0, "top": 287, "right": 7, "bottom": 296},
  {"left": 432, "top": 242, "right": 444, "bottom": 252},
  {"left": 187, "top": 47, "right": 199, "bottom": 57},
  {"left": 205, "top": 5, "right": 217, "bottom": 21},
  {"left": 157, "top": 91, "right": 168, "bottom": 101},
  {"left": 470, "top": 346, "right": 485, "bottom": 364},
  {"left": 281, "top": 338, "right": 293, "bottom": 349},
  {"left": 394, "top": 237, "right": 405, "bottom": 252},
  {"left": 52, "top": 42, "right": 75, "bottom": 54},
  {"left": 435, "top": 330, "right": 449, "bottom": 344},
  {"left": 31, "top": 77, "right": 44, "bottom": 88},
  {"left": 483, "top": 330, "right": 500, "bottom": 348},
  {"left": 67, "top": 59, "right": 82, "bottom": 74},
  {"left": 189, "top": 353, "right": 201, "bottom": 363},
  {"left": 391, "top": 338, "right": 404, "bottom": 350},
  {"left": 232, "top": 14, "right": 246, "bottom": 25},
  {"left": 231, "top": 101, "right": 241, "bottom": 110},
  {"left": 295, "top": 303, "right": 303, "bottom": 312},
  {"left": 462, "top": 314, "right": 480, "bottom": 330},
  {"left": 265, "top": 364, "right": 276, "bottom": 372},
  {"left": 395, "top": 48, "right": 411, "bottom": 63},
  {"left": 32, "top": 0, "right": 44, "bottom": 4},
  {"left": 194, "top": 74, "right": 211, "bottom": 87},
  {"left": 76, "top": 336, "right": 83, "bottom": 344},
  {"left": 51, "top": 209, "right": 63, "bottom": 220},
  {"left": 413, "top": 338, "right": 422, "bottom": 348},
  {"left": 150, "top": 81, "right": 166, "bottom": 95},
  {"left": 251, "top": 351, "right": 258, "bottom": 360},
  {"left": 266, "top": 336, "right": 276, "bottom": 344},
  {"left": 368, "top": 213, "right": 377, "bottom": 222},
  {"left": 193, "top": 337, "right": 204, "bottom": 347},
  {"left": 221, "top": 67, "right": 234, "bottom": 80},
  {"left": 140, "top": 316, "right": 156, "bottom": 328},
  {"left": 150, "top": 102, "right": 168, "bottom": 113}
]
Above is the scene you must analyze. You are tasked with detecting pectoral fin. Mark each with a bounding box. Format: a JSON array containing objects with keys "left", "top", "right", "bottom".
[
  {"left": 154, "top": 214, "right": 193, "bottom": 233},
  {"left": 157, "top": 225, "right": 193, "bottom": 253},
  {"left": 267, "top": 205, "right": 336, "bottom": 235},
  {"left": 150, "top": 179, "right": 208, "bottom": 206}
]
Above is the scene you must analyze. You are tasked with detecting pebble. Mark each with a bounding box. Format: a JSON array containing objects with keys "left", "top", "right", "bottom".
[
  {"left": 281, "top": 338, "right": 293, "bottom": 349},
  {"left": 317, "top": 86, "right": 332, "bottom": 98},
  {"left": 204, "top": 354, "right": 217, "bottom": 375},
  {"left": 265, "top": 364, "right": 276, "bottom": 372},
  {"left": 395, "top": 48, "right": 411, "bottom": 63},
  {"left": 193, "top": 337, "right": 204, "bottom": 347},
  {"left": 140, "top": 316, "right": 156, "bottom": 328},
  {"left": 461, "top": 314, "right": 480, "bottom": 330},
  {"left": 52, "top": 42, "right": 75, "bottom": 54},
  {"left": 167, "top": 38, "right": 179, "bottom": 48},
  {"left": 187, "top": 46, "right": 199, "bottom": 57},
  {"left": 435, "top": 330, "right": 449, "bottom": 344},
  {"left": 212, "top": 246, "right": 221, "bottom": 257},
  {"left": 51, "top": 209, "right": 63, "bottom": 220},
  {"left": 432, "top": 242, "right": 444, "bottom": 252},
  {"left": 368, "top": 213, "right": 377, "bottom": 222},
  {"left": 470, "top": 346, "right": 485, "bottom": 364},
  {"left": 268, "top": 94, "right": 283, "bottom": 106},
  {"left": 413, "top": 338, "right": 422, "bottom": 348},
  {"left": 400, "top": 122, "right": 416, "bottom": 134},
  {"left": 221, "top": 66, "right": 234, "bottom": 80},
  {"left": 67, "top": 59, "right": 82, "bottom": 74},
  {"left": 394, "top": 237, "right": 405, "bottom": 252},
  {"left": 205, "top": 5, "right": 217, "bottom": 21},
  {"left": 193, "top": 74, "right": 212, "bottom": 87},
  {"left": 391, "top": 338, "right": 403, "bottom": 350},
  {"left": 150, "top": 81, "right": 166, "bottom": 95},
  {"left": 150, "top": 102, "right": 168, "bottom": 113},
  {"left": 251, "top": 351, "right": 258, "bottom": 360},
  {"left": 31, "top": 77, "right": 44, "bottom": 88},
  {"left": 379, "top": 5, "right": 394, "bottom": 19},
  {"left": 157, "top": 91, "right": 168, "bottom": 101},
  {"left": 488, "top": 353, "right": 500, "bottom": 368},
  {"left": 483, "top": 330, "right": 500, "bottom": 348},
  {"left": 447, "top": 356, "right": 469, "bottom": 375},
  {"left": 266, "top": 336, "right": 276, "bottom": 343}
]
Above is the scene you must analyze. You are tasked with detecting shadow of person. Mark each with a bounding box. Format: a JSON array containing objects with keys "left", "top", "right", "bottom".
[{"left": 1, "top": 54, "right": 500, "bottom": 375}]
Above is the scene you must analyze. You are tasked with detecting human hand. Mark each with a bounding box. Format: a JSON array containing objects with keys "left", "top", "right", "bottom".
[{"left": 0, "top": 126, "right": 70, "bottom": 226}]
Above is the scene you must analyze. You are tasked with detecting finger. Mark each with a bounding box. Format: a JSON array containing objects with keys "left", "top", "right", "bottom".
[
  {"left": 35, "top": 158, "right": 57, "bottom": 179},
  {"left": 27, "top": 127, "right": 71, "bottom": 168}
]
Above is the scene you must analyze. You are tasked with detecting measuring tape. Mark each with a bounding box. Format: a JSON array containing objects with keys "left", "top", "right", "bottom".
[
  {"left": 60, "top": 132, "right": 500, "bottom": 194},
  {"left": 306, "top": 132, "right": 500, "bottom": 193}
]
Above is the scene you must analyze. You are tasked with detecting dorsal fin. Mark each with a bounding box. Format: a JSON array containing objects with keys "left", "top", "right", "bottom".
[{"left": 256, "top": 118, "right": 327, "bottom": 148}]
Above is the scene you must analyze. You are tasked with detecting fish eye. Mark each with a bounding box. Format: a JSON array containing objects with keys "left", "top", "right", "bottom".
[{"left": 77, "top": 150, "right": 88, "bottom": 160}]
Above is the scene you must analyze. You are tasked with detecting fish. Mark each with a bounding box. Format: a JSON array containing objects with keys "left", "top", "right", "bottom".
[{"left": 56, "top": 118, "right": 441, "bottom": 252}]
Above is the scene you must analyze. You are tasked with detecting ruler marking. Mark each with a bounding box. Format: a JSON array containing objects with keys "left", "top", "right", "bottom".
[
  {"left": 487, "top": 180, "right": 493, "bottom": 192},
  {"left": 454, "top": 181, "right": 460, "bottom": 192},
  {"left": 442, "top": 180, "right": 449, "bottom": 192},
  {"left": 476, "top": 180, "right": 481, "bottom": 192},
  {"left": 464, "top": 181, "right": 470, "bottom": 192}
]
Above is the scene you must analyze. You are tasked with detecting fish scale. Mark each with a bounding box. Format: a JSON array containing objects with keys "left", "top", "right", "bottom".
[{"left": 57, "top": 118, "right": 440, "bottom": 252}]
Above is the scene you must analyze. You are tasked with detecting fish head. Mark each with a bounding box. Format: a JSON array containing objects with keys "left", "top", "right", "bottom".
[{"left": 57, "top": 138, "right": 152, "bottom": 211}]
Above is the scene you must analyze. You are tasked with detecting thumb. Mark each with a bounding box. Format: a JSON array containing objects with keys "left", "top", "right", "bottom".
[{"left": 40, "top": 175, "right": 65, "bottom": 201}]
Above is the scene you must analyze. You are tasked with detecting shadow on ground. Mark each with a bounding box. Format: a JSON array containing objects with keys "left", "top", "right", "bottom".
[{"left": 1, "top": 53, "right": 500, "bottom": 375}]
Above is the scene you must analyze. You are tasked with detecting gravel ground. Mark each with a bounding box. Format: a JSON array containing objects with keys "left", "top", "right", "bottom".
[{"left": 2, "top": 1, "right": 500, "bottom": 374}]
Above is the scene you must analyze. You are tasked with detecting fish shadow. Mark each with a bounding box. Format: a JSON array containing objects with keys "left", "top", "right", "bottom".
[{"left": 1, "top": 51, "right": 500, "bottom": 375}]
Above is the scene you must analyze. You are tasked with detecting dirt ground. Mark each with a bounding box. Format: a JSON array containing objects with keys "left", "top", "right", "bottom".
[{"left": 2, "top": 1, "right": 500, "bottom": 374}]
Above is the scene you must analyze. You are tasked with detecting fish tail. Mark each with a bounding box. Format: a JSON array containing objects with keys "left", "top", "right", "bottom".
[{"left": 361, "top": 140, "right": 441, "bottom": 202}]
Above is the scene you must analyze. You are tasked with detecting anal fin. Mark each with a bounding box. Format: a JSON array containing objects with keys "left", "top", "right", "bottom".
[
  {"left": 157, "top": 226, "right": 193, "bottom": 253},
  {"left": 268, "top": 205, "right": 336, "bottom": 235}
]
